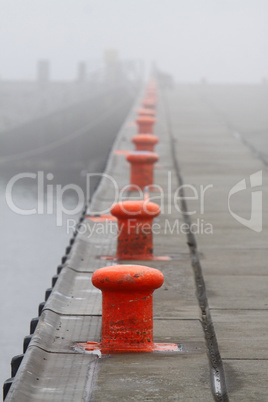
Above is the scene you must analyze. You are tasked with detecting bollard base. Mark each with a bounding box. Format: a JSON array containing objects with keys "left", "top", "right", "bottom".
[
  {"left": 77, "top": 341, "right": 179, "bottom": 354},
  {"left": 86, "top": 215, "right": 117, "bottom": 222}
]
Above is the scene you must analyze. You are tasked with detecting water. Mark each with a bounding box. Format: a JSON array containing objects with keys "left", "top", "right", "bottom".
[{"left": 0, "top": 176, "right": 81, "bottom": 386}]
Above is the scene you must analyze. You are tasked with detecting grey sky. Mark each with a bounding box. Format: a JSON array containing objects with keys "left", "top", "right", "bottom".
[{"left": 0, "top": 0, "right": 268, "bottom": 82}]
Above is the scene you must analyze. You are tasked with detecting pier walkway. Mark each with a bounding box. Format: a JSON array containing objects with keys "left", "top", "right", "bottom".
[{"left": 4, "top": 83, "right": 268, "bottom": 401}]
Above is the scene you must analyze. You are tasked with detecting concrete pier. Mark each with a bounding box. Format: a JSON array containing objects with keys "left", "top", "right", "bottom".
[{"left": 4, "top": 83, "right": 268, "bottom": 401}]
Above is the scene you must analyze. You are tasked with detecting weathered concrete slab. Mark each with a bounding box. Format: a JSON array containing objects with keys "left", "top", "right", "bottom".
[
  {"left": 195, "top": 229, "right": 267, "bottom": 251},
  {"left": 154, "top": 291, "right": 200, "bottom": 319},
  {"left": 204, "top": 275, "right": 268, "bottom": 310},
  {"left": 200, "top": 248, "right": 268, "bottom": 276},
  {"left": 67, "top": 235, "right": 117, "bottom": 272},
  {"left": 153, "top": 319, "right": 205, "bottom": 345},
  {"left": 30, "top": 310, "right": 204, "bottom": 355},
  {"left": 44, "top": 268, "right": 102, "bottom": 315},
  {"left": 223, "top": 360, "right": 268, "bottom": 401},
  {"left": 30, "top": 310, "right": 101, "bottom": 352},
  {"left": 93, "top": 352, "right": 213, "bottom": 401},
  {"left": 186, "top": 211, "right": 268, "bottom": 230},
  {"left": 164, "top": 83, "right": 268, "bottom": 400},
  {"left": 5, "top": 347, "right": 98, "bottom": 402},
  {"left": 211, "top": 310, "right": 268, "bottom": 359}
]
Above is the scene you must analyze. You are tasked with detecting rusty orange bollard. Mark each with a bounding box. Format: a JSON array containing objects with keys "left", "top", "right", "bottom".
[
  {"left": 92, "top": 264, "right": 164, "bottom": 352},
  {"left": 147, "top": 79, "right": 157, "bottom": 92},
  {"left": 145, "top": 90, "right": 157, "bottom": 99},
  {"left": 132, "top": 134, "right": 158, "bottom": 152},
  {"left": 126, "top": 151, "right": 159, "bottom": 191},
  {"left": 77, "top": 263, "right": 178, "bottom": 352},
  {"left": 142, "top": 97, "right": 157, "bottom": 110},
  {"left": 137, "top": 108, "right": 155, "bottom": 118},
  {"left": 136, "top": 115, "right": 155, "bottom": 134},
  {"left": 110, "top": 200, "right": 160, "bottom": 260}
]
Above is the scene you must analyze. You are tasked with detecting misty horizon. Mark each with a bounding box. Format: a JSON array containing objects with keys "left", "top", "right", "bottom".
[{"left": 0, "top": 0, "right": 268, "bottom": 83}]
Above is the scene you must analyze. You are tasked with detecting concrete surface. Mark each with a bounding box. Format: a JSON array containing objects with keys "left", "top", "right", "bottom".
[{"left": 165, "top": 84, "right": 268, "bottom": 401}]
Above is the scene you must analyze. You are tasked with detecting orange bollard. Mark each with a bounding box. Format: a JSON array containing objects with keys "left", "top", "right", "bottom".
[
  {"left": 145, "top": 89, "right": 157, "bottom": 99},
  {"left": 110, "top": 200, "right": 160, "bottom": 260},
  {"left": 137, "top": 108, "right": 155, "bottom": 118},
  {"left": 142, "top": 97, "right": 157, "bottom": 110},
  {"left": 77, "top": 264, "right": 178, "bottom": 352},
  {"left": 132, "top": 134, "right": 158, "bottom": 152},
  {"left": 126, "top": 151, "right": 158, "bottom": 191},
  {"left": 92, "top": 264, "right": 164, "bottom": 352},
  {"left": 147, "top": 79, "right": 157, "bottom": 90},
  {"left": 136, "top": 115, "right": 155, "bottom": 134}
]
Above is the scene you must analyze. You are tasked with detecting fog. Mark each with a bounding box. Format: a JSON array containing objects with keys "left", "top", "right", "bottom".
[
  {"left": 0, "top": 0, "right": 268, "bottom": 82},
  {"left": 1, "top": 0, "right": 268, "bottom": 395}
]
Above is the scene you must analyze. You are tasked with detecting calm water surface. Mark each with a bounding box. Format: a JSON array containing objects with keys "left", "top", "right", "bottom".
[{"left": 0, "top": 175, "right": 81, "bottom": 386}]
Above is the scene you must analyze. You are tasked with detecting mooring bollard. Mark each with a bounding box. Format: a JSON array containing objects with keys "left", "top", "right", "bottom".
[
  {"left": 142, "top": 97, "right": 157, "bottom": 110},
  {"left": 93, "top": 264, "right": 163, "bottom": 351},
  {"left": 110, "top": 200, "right": 160, "bottom": 260},
  {"left": 77, "top": 264, "right": 178, "bottom": 353},
  {"left": 126, "top": 151, "right": 159, "bottom": 191},
  {"left": 132, "top": 134, "right": 158, "bottom": 152},
  {"left": 145, "top": 90, "right": 157, "bottom": 100},
  {"left": 137, "top": 108, "right": 155, "bottom": 117},
  {"left": 136, "top": 115, "right": 155, "bottom": 134}
]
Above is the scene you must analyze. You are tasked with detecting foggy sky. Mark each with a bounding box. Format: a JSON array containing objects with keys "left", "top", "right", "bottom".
[{"left": 0, "top": 0, "right": 268, "bottom": 82}]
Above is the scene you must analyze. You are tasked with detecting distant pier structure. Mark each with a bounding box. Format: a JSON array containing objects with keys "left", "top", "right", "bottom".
[
  {"left": 77, "top": 61, "right": 87, "bottom": 83},
  {"left": 37, "top": 60, "right": 50, "bottom": 84}
]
